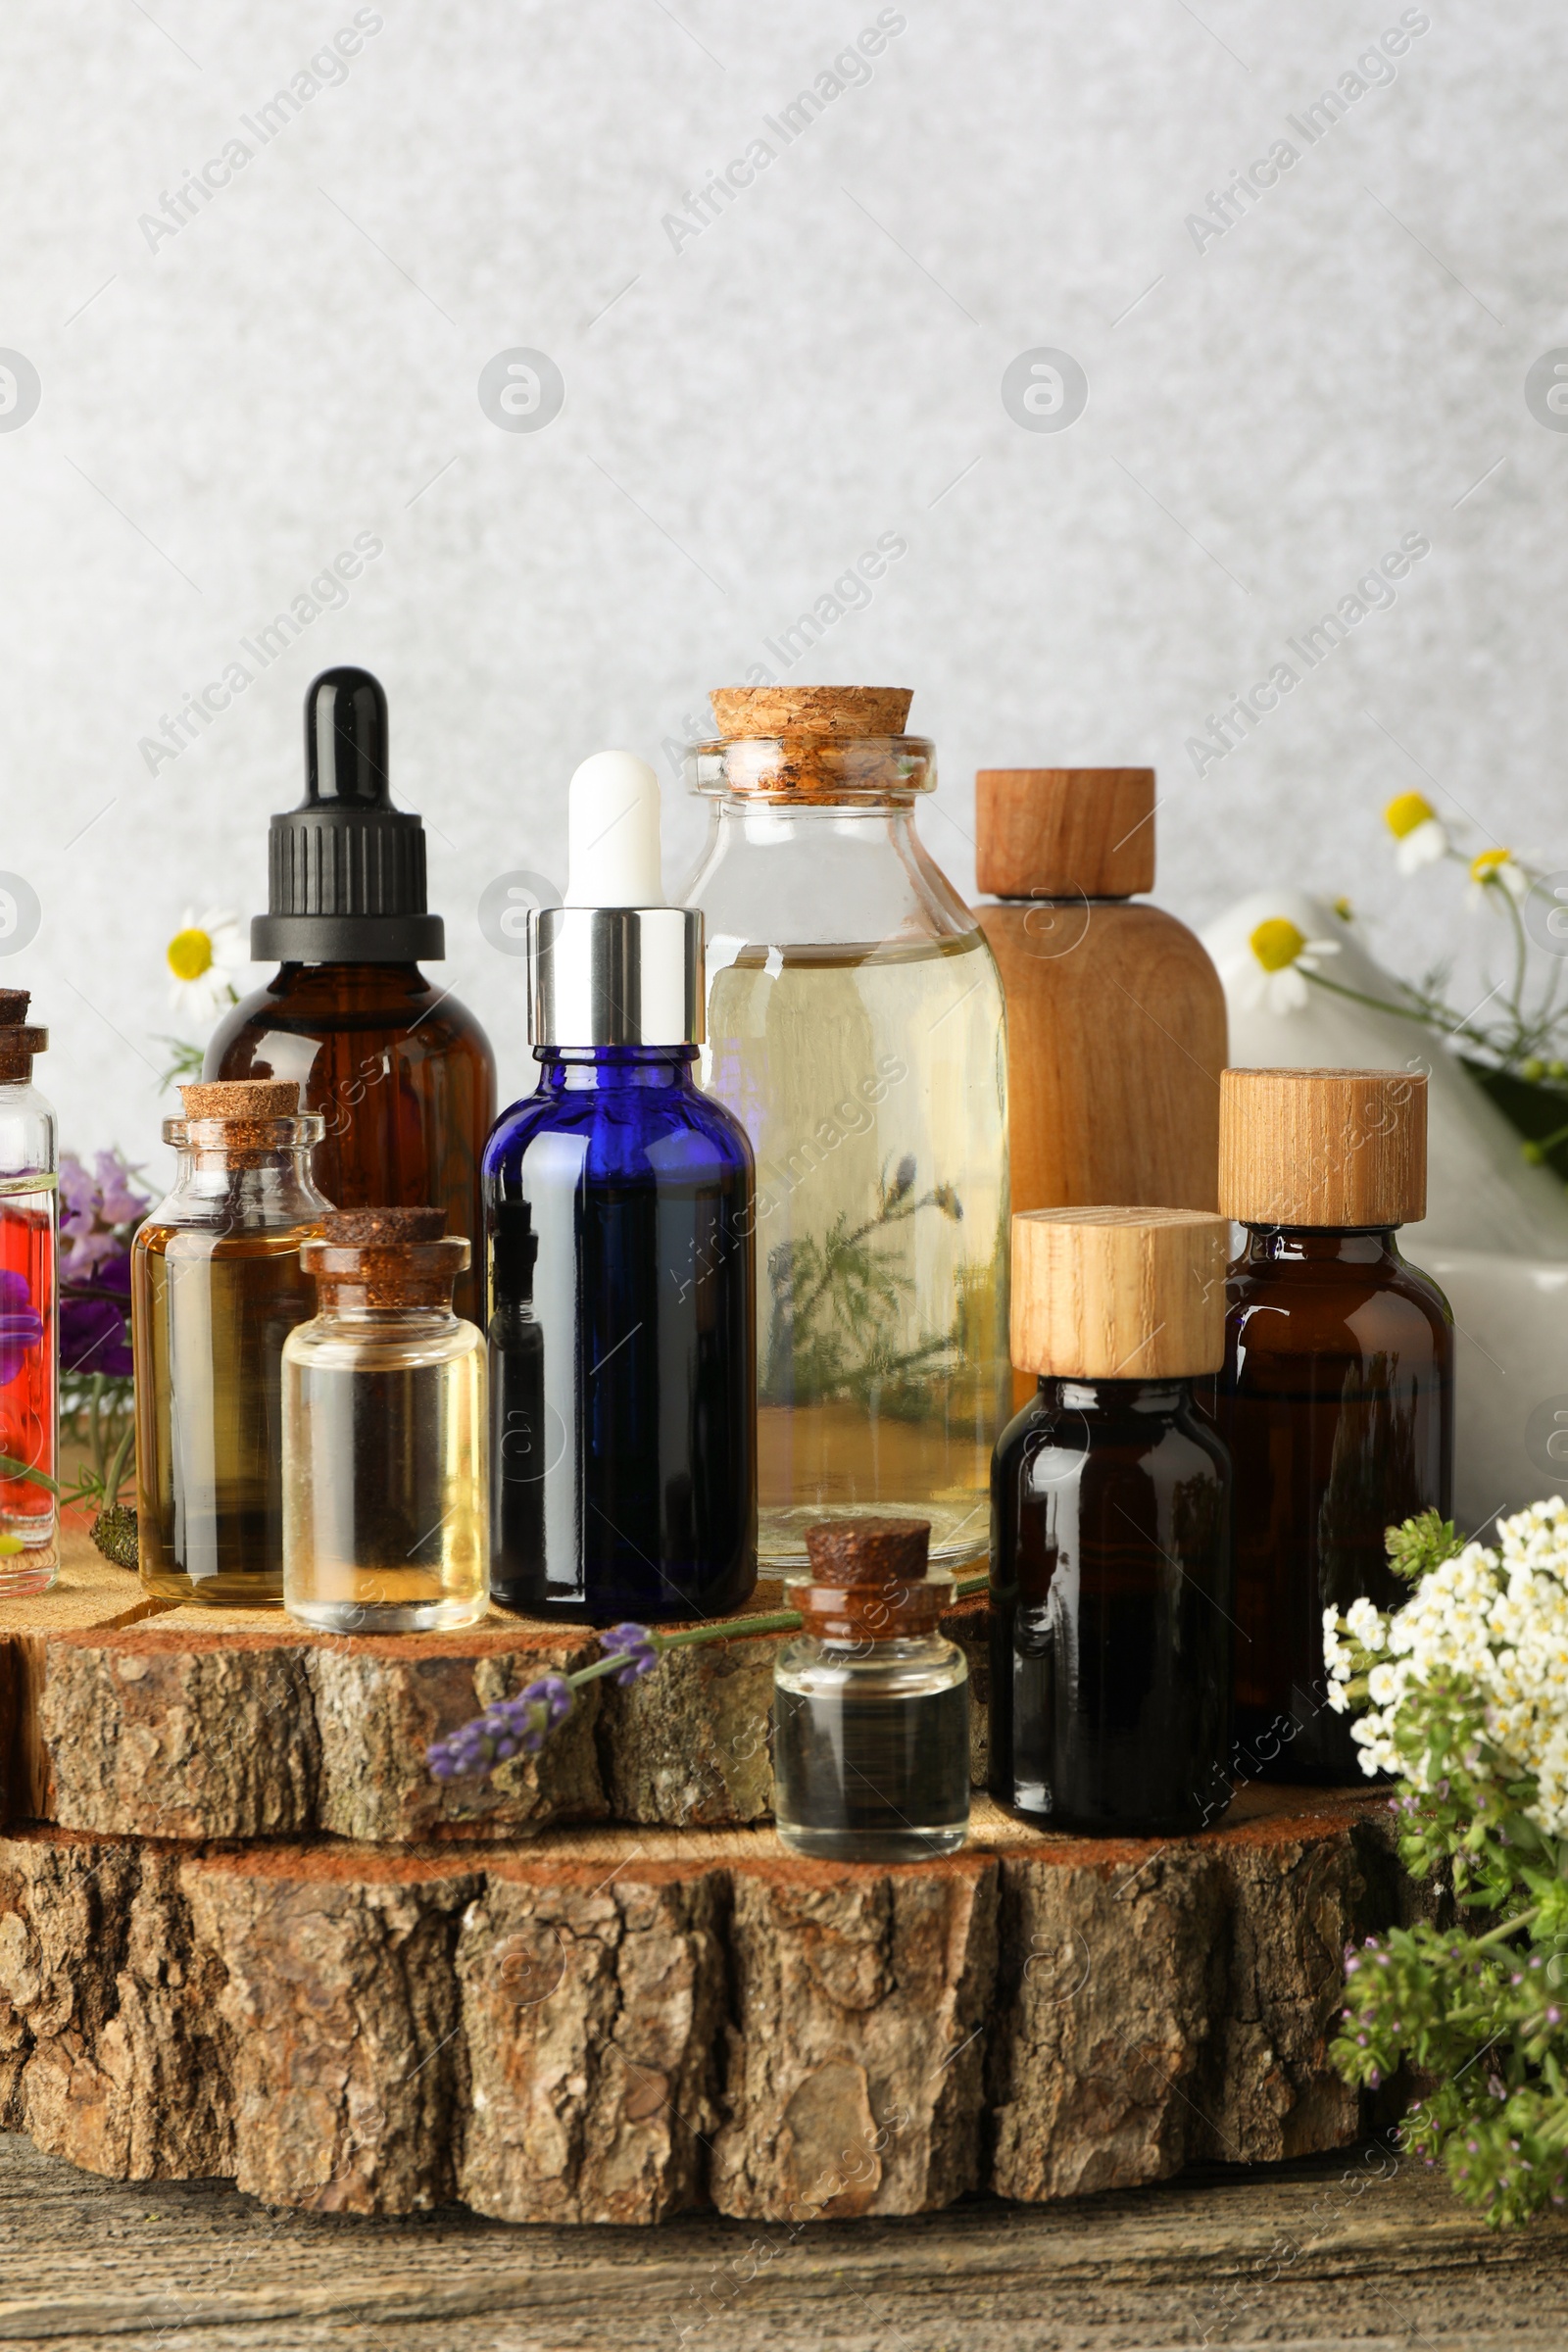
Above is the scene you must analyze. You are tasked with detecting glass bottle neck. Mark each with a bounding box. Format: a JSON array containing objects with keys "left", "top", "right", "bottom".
[
  {"left": 1039, "top": 1376, "right": 1193, "bottom": 1418},
  {"left": 1242, "top": 1226, "right": 1400, "bottom": 1266},
  {"left": 534, "top": 1046, "right": 699, "bottom": 1091},
  {"left": 163, "top": 1144, "right": 326, "bottom": 1225}
]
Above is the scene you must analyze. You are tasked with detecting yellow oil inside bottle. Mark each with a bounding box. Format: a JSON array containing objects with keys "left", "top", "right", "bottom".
[{"left": 706, "top": 934, "right": 1009, "bottom": 1569}]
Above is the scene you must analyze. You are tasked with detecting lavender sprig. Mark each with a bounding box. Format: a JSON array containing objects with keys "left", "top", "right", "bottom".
[{"left": 424, "top": 1572, "right": 991, "bottom": 1788}]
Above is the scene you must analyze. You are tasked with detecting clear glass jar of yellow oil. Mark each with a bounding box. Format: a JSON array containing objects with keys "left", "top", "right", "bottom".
[
  {"left": 282, "top": 1207, "right": 487, "bottom": 1633},
  {"left": 683, "top": 688, "right": 1010, "bottom": 1573},
  {"left": 132, "top": 1080, "right": 329, "bottom": 1606}
]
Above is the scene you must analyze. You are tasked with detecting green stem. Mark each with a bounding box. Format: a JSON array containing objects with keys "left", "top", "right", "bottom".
[
  {"left": 1473, "top": 1906, "right": 1540, "bottom": 1950},
  {"left": 1304, "top": 968, "right": 1496, "bottom": 1054},
  {"left": 88, "top": 1374, "right": 105, "bottom": 1483},
  {"left": 102, "top": 1420, "right": 135, "bottom": 1508}
]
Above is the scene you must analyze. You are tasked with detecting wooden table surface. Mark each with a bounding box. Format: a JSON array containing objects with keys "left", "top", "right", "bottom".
[{"left": 4, "top": 2130, "right": 1566, "bottom": 2351}]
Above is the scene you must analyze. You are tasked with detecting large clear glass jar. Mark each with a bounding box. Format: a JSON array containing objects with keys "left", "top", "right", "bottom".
[
  {"left": 132, "top": 1082, "right": 329, "bottom": 1606},
  {"left": 683, "top": 688, "right": 1009, "bottom": 1572},
  {"left": 0, "top": 994, "right": 57, "bottom": 1592}
]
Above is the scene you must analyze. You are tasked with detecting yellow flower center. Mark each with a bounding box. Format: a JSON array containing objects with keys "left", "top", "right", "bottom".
[
  {"left": 1250, "top": 917, "right": 1306, "bottom": 973},
  {"left": 167, "top": 927, "right": 214, "bottom": 982},
  {"left": 1469, "top": 848, "right": 1511, "bottom": 883},
  {"left": 1333, "top": 897, "right": 1353, "bottom": 922},
  {"left": 1384, "top": 790, "right": 1436, "bottom": 840}
]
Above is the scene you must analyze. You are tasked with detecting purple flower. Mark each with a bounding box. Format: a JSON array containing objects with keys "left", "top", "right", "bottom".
[
  {"left": 0, "top": 1268, "right": 43, "bottom": 1386},
  {"left": 60, "top": 1250, "right": 133, "bottom": 1378},
  {"left": 601, "top": 1622, "right": 661, "bottom": 1686},
  {"left": 426, "top": 1673, "right": 575, "bottom": 1782},
  {"left": 93, "top": 1150, "right": 148, "bottom": 1228}
]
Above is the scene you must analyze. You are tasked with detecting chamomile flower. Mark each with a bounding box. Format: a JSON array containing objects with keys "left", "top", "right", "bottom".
[
  {"left": 1384, "top": 791, "right": 1448, "bottom": 873},
  {"left": 1467, "top": 847, "right": 1530, "bottom": 906},
  {"left": 166, "top": 907, "right": 243, "bottom": 1021},
  {"left": 1219, "top": 915, "right": 1341, "bottom": 1014}
]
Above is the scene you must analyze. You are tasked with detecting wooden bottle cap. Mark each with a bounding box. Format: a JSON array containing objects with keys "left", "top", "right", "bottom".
[
  {"left": 975, "top": 769, "right": 1156, "bottom": 898},
  {"left": 179, "top": 1080, "right": 301, "bottom": 1120},
  {"left": 709, "top": 687, "right": 913, "bottom": 739},
  {"left": 1218, "top": 1068, "right": 1427, "bottom": 1228},
  {"left": 792, "top": 1517, "right": 946, "bottom": 1639},
  {"left": 1010, "top": 1206, "right": 1230, "bottom": 1379}
]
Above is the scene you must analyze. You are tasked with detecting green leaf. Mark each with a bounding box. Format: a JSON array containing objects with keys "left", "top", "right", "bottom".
[{"left": 0, "top": 1453, "right": 59, "bottom": 1494}]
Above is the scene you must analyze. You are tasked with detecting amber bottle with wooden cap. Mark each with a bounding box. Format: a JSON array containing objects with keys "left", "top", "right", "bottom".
[
  {"left": 282, "top": 1207, "right": 486, "bottom": 1634},
  {"left": 773, "top": 1515, "right": 969, "bottom": 1860},
  {"left": 132, "top": 1079, "right": 330, "bottom": 1605},
  {"left": 1212, "top": 1068, "right": 1453, "bottom": 1781},
  {"left": 990, "top": 1206, "right": 1234, "bottom": 1835},
  {"left": 972, "top": 770, "right": 1226, "bottom": 1397},
  {"left": 684, "top": 687, "right": 1009, "bottom": 1574}
]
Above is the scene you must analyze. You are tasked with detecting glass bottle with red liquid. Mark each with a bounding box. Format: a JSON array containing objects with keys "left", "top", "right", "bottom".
[
  {"left": 0, "top": 991, "right": 57, "bottom": 1592},
  {"left": 207, "top": 668, "right": 495, "bottom": 1326}
]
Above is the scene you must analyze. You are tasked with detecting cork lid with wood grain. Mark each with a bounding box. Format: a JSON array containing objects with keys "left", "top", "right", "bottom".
[
  {"left": 179, "top": 1080, "right": 301, "bottom": 1121},
  {"left": 301, "top": 1204, "right": 468, "bottom": 1309},
  {"left": 975, "top": 769, "right": 1156, "bottom": 899},
  {"left": 789, "top": 1516, "right": 951, "bottom": 1640},
  {"left": 1010, "top": 1205, "right": 1229, "bottom": 1380},
  {"left": 1219, "top": 1067, "right": 1427, "bottom": 1229},
  {"left": 0, "top": 990, "right": 47, "bottom": 1081},
  {"left": 695, "top": 687, "right": 931, "bottom": 803}
]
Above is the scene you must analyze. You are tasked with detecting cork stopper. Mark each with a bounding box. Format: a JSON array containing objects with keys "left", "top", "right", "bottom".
[
  {"left": 976, "top": 769, "right": 1156, "bottom": 898},
  {"left": 301, "top": 1205, "right": 468, "bottom": 1310},
  {"left": 0, "top": 990, "right": 46, "bottom": 1080},
  {"left": 1010, "top": 1206, "right": 1229, "bottom": 1380},
  {"left": 179, "top": 1080, "right": 301, "bottom": 1121},
  {"left": 1219, "top": 1068, "right": 1427, "bottom": 1228},
  {"left": 321, "top": 1206, "right": 447, "bottom": 1245},
  {"left": 791, "top": 1517, "right": 947, "bottom": 1640},
  {"left": 710, "top": 687, "right": 913, "bottom": 738},
  {"left": 696, "top": 686, "right": 930, "bottom": 805}
]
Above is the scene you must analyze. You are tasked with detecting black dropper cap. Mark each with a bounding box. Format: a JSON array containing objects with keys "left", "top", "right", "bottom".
[
  {"left": 250, "top": 666, "right": 445, "bottom": 963},
  {"left": 491, "top": 1196, "right": 539, "bottom": 1302}
]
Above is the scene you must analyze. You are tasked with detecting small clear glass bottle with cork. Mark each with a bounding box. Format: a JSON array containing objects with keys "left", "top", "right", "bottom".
[
  {"left": 1212, "top": 1067, "right": 1452, "bottom": 1781},
  {"left": 283, "top": 1207, "right": 486, "bottom": 1634},
  {"left": 991, "top": 1206, "right": 1234, "bottom": 1835},
  {"left": 0, "top": 991, "right": 57, "bottom": 1592},
  {"left": 683, "top": 686, "right": 1010, "bottom": 1576},
  {"left": 773, "top": 1516, "right": 969, "bottom": 1861},
  {"left": 132, "top": 1079, "right": 329, "bottom": 1606}
]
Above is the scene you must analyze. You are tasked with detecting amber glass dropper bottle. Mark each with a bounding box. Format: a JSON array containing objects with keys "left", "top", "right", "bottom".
[
  {"left": 207, "top": 667, "right": 494, "bottom": 1324},
  {"left": 1212, "top": 1067, "right": 1453, "bottom": 1783}
]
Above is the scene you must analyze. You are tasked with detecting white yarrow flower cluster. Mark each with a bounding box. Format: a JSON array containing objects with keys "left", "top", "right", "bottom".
[{"left": 1323, "top": 1497, "right": 1568, "bottom": 1834}]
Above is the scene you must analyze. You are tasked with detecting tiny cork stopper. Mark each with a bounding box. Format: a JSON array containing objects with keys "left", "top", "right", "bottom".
[
  {"left": 794, "top": 1516, "right": 943, "bottom": 1640},
  {"left": 976, "top": 769, "right": 1156, "bottom": 899},
  {"left": 0, "top": 988, "right": 46, "bottom": 1078},
  {"left": 303, "top": 1205, "right": 468, "bottom": 1310},
  {"left": 805, "top": 1517, "right": 930, "bottom": 1585},
  {"left": 179, "top": 1080, "right": 301, "bottom": 1121},
  {"left": 709, "top": 686, "right": 912, "bottom": 739},
  {"left": 1219, "top": 1067, "right": 1428, "bottom": 1229},
  {"left": 321, "top": 1206, "right": 447, "bottom": 1244},
  {"left": 1010, "top": 1205, "right": 1230, "bottom": 1380}
]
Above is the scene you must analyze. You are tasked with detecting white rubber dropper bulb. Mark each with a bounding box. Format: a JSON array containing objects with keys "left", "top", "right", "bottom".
[{"left": 564, "top": 750, "right": 664, "bottom": 907}]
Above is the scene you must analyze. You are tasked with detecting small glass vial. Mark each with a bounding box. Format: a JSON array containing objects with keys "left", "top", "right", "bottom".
[
  {"left": 132, "top": 1080, "right": 328, "bottom": 1606},
  {"left": 991, "top": 1208, "right": 1234, "bottom": 1836},
  {"left": 0, "top": 992, "right": 57, "bottom": 1592},
  {"left": 1213, "top": 1068, "right": 1452, "bottom": 1781},
  {"left": 283, "top": 1207, "right": 486, "bottom": 1633},
  {"left": 773, "top": 1516, "right": 969, "bottom": 1861}
]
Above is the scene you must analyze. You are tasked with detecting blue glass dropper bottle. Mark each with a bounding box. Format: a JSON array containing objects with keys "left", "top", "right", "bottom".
[{"left": 484, "top": 751, "right": 758, "bottom": 1622}]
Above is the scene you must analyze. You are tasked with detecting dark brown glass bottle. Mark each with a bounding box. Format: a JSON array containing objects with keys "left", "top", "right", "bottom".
[
  {"left": 1212, "top": 1069, "right": 1453, "bottom": 1782},
  {"left": 206, "top": 669, "right": 494, "bottom": 1326},
  {"left": 990, "top": 1207, "right": 1234, "bottom": 1836}
]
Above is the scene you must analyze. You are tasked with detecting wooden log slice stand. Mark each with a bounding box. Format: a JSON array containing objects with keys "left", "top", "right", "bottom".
[{"left": 0, "top": 1533, "right": 1424, "bottom": 2226}]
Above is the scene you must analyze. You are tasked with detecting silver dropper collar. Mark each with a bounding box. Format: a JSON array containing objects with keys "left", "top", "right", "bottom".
[{"left": 527, "top": 906, "right": 704, "bottom": 1049}]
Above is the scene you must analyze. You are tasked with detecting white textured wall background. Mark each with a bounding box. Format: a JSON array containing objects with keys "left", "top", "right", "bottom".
[{"left": 0, "top": 0, "right": 1561, "bottom": 1168}]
